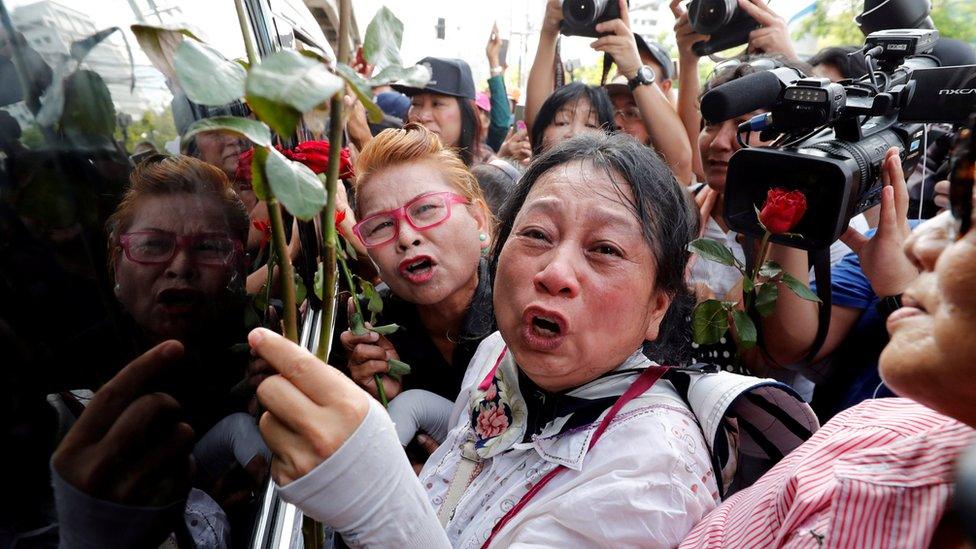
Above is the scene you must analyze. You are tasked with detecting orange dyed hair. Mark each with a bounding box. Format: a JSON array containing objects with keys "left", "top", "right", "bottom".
[{"left": 353, "top": 123, "right": 493, "bottom": 230}]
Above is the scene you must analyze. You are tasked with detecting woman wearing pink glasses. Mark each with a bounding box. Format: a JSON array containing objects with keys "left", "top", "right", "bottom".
[{"left": 338, "top": 124, "right": 495, "bottom": 415}]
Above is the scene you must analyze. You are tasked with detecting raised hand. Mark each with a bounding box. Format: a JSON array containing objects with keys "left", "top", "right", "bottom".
[
  {"left": 52, "top": 341, "right": 195, "bottom": 506},
  {"left": 736, "top": 0, "right": 798, "bottom": 60},
  {"left": 591, "top": 0, "right": 641, "bottom": 78},
  {"left": 841, "top": 148, "right": 919, "bottom": 297},
  {"left": 252, "top": 328, "right": 370, "bottom": 486},
  {"left": 339, "top": 297, "right": 402, "bottom": 400}
]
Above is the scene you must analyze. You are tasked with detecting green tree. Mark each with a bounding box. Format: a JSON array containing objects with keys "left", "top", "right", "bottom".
[
  {"left": 115, "top": 105, "right": 178, "bottom": 154},
  {"left": 795, "top": 0, "right": 976, "bottom": 50}
]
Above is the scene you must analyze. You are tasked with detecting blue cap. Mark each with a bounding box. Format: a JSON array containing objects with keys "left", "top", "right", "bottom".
[{"left": 375, "top": 91, "right": 410, "bottom": 122}]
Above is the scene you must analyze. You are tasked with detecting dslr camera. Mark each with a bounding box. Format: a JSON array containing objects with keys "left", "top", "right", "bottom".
[
  {"left": 561, "top": 0, "right": 625, "bottom": 38},
  {"left": 718, "top": 29, "right": 976, "bottom": 249},
  {"left": 687, "top": 0, "right": 761, "bottom": 56}
]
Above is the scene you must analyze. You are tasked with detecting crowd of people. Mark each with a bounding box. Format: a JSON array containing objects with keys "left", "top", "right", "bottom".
[{"left": 4, "top": 0, "right": 976, "bottom": 546}]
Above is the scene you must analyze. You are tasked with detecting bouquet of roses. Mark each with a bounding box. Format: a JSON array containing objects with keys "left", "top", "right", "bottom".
[
  {"left": 689, "top": 188, "right": 821, "bottom": 352},
  {"left": 235, "top": 140, "right": 354, "bottom": 182}
]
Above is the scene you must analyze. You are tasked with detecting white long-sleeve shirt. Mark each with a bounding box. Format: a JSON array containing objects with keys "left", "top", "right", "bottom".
[{"left": 278, "top": 332, "right": 718, "bottom": 548}]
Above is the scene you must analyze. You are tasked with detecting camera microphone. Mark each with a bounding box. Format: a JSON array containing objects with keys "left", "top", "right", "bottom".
[{"left": 700, "top": 68, "right": 802, "bottom": 123}]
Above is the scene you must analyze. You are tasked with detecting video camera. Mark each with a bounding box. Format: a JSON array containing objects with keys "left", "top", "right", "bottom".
[
  {"left": 687, "top": 0, "right": 760, "bottom": 56},
  {"left": 561, "top": 0, "right": 625, "bottom": 38},
  {"left": 710, "top": 29, "right": 976, "bottom": 250}
]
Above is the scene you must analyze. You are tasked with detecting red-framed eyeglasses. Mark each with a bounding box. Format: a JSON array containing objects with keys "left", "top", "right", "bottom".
[
  {"left": 352, "top": 191, "right": 470, "bottom": 248},
  {"left": 119, "top": 231, "right": 243, "bottom": 266}
]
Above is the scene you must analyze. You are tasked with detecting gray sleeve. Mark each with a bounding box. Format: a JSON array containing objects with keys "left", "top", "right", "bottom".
[
  {"left": 276, "top": 398, "right": 451, "bottom": 548},
  {"left": 50, "top": 464, "right": 185, "bottom": 549},
  {"left": 387, "top": 389, "right": 455, "bottom": 445}
]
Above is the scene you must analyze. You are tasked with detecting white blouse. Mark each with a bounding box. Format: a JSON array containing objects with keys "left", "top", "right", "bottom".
[{"left": 278, "top": 332, "right": 719, "bottom": 548}]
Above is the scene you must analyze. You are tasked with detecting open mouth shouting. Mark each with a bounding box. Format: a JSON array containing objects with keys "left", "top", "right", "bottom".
[
  {"left": 521, "top": 306, "right": 569, "bottom": 351},
  {"left": 157, "top": 288, "right": 204, "bottom": 315},
  {"left": 398, "top": 255, "right": 436, "bottom": 284}
]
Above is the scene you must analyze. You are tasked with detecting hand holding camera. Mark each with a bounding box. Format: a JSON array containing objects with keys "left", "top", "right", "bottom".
[
  {"left": 589, "top": 0, "right": 641, "bottom": 78},
  {"left": 672, "top": 0, "right": 710, "bottom": 65},
  {"left": 737, "top": 0, "right": 798, "bottom": 60},
  {"left": 840, "top": 148, "right": 919, "bottom": 297},
  {"left": 542, "top": 0, "right": 565, "bottom": 38}
]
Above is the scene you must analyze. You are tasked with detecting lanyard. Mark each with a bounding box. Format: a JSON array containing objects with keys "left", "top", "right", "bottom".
[{"left": 480, "top": 364, "right": 670, "bottom": 548}]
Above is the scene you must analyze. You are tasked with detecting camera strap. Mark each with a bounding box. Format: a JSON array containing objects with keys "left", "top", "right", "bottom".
[{"left": 743, "top": 237, "right": 833, "bottom": 379}]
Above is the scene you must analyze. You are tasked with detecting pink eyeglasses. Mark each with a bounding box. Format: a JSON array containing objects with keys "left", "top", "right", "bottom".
[
  {"left": 120, "top": 231, "right": 242, "bottom": 265},
  {"left": 352, "top": 192, "right": 470, "bottom": 248}
]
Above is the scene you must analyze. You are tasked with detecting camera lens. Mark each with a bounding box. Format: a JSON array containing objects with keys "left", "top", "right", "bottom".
[
  {"left": 566, "top": 0, "right": 604, "bottom": 25},
  {"left": 690, "top": 0, "right": 737, "bottom": 34}
]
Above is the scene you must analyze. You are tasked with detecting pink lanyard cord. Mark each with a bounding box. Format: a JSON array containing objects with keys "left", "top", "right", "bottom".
[{"left": 480, "top": 365, "right": 670, "bottom": 548}]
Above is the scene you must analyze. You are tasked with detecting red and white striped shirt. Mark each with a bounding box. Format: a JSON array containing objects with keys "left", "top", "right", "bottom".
[{"left": 680, "top": 398, "right": 975, "bottom": 549}]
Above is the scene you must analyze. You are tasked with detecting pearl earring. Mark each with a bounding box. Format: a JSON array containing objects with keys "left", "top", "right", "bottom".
[
  {"left": 479, "top": 233, "right": 487, "bottom": 242},
  {"left": 114, "top": 282, "right": 121, "bottom": 295}
]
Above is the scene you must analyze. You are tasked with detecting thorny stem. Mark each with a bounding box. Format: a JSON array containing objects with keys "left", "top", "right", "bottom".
[
  {"left": 315, "top": 94, "right": 344, "bottom": 361},
  {"left": 268, "top": 198, "right": 297, "bottom": 341}
]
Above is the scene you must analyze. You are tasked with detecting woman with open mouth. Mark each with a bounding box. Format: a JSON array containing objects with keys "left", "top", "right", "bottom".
[
  {"left": 337, "top": 124, "right": 496, "bottom": 409},
  {"left": 253, "top": 132, "right": 722, "bottom": 546}
]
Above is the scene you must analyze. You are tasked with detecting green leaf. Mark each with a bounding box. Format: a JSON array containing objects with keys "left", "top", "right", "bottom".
[
  {"left": 251, "top": 146, "right": 270, "bottom": 201},
  {"left": 360, "top": 279, "right": 383, "bottom": 316},
  {"left": 387, "top": 358, "right": 411, "bottom": 376},
  {"left": 314, "top": 262, "right": 324, "bottom": 300},
  {"left": 60, "top": 70, "right": 117, "bottom": 147},
  {"left": 781, "top": 273, "right": 821, "bottom": 303},
  {"left": 688, "top": 238, "right": 738, "bottom": 267},
  {"left": 731, "top": 310, "right": 757, "bottom": 349},
  {"left": 742, "top": 276, "right": 755, "bottom": 294},
  {"left": 335, "top": 64, "right": 384, "bottom": 124},
  {"left": 130, "top": 24, "right": 199, "bottom": 82},
  {"left": 371, "top": 324, "right": 401, "bottom": 336},
  {"left": 691, "top": 299, "right": 729, "bottom": 346},
  {"left": 264, "top": 147, "right": 327, "bottom": 220},
  {"left": 349, "top": 312, "right": 368, "bottom": 336},
  {"left": 363, "top": 6, "right": 404, "bottom": 70},
  {"left": 344, "top": 236, "right": 359, "bottom": 261},
  {"left": 247, "top": 95, "right": 300, "bottom": 137},
  {"left": 182, "top": 116, "right": 272, "bottom": 148},
  {"left": 245, "top": 50, "right": 343, "bottom": 135},
  {"left": 370, "top": 64, "right": 431, "bottom": 87},
  {"left": 759, "top": 260, "right": 783, "bottom": 280},
  {"left": 755, "top": 282, "right": 779, "bottom": 317},
  {"left": 173, "top": 39, "right": 245, "bottom": 106},
  {"left": 294, "top": 271, "right": 307, "bottom": 304}
]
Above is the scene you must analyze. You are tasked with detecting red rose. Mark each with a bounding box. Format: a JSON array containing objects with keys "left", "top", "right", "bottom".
[
  {"left": 335, "top": 208, "right": 346, "bottom": 228},
  {"left": 759, "top": 188, "right": 808, "bottom": 234},
  {"left": 235, "top": 149, "right": 254, "bottom": 182},
  {"left": 252, "top": 219, "right": 271, "bottom": 250},
  {"left": 285, "top": 140, "right": 355, "bottom": 180}
]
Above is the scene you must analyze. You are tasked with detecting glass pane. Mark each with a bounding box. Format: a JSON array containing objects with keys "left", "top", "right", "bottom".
[{"left": 1, "top": 1, "right": 277, "bottom": 546}]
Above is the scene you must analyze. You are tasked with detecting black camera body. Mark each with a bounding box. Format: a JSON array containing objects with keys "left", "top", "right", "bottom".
[
  {"left": 561, "top": 0, "right": 623, "bottom": 38},
  {"left": 722, "top": 29, "right": 976, "bottom": 250},
  {"left": 687, "top": 0, "right": 760, "bottom": 56}
]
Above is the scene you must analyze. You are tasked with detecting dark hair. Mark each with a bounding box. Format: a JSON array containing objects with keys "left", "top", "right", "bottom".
[
  {"left": 808, "top": 46, "right": 869, "bottom": 80},
  {"left": 491, "top": 133, "right": 697, "bottom": 364},
  {"left": 530, "top": 82, "right": 617, "bottom": 156},
  {"left": 471, "top": 159, "right": 520, "bottom": 217},
  {"left": 457, "top": 97, "right": 483, "bottom": 167},
  {"left": 701, "top": 54, "right": 814, "bottom": 97}
]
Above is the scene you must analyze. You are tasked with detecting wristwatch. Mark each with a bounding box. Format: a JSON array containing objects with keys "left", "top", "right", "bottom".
[
  {"left": 876, "top": 294, "right": 903, "bottom": 320},
  {"left": 628, "top": 65, "right": 656, "bottom": 91}
]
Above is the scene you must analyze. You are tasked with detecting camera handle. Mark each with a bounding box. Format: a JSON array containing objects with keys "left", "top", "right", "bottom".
[{"left": 743, "top": 236, "right": 834, "bottom": 380}]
